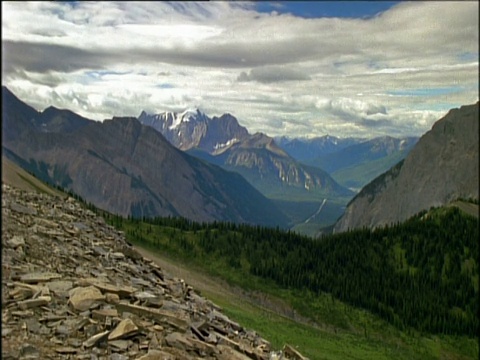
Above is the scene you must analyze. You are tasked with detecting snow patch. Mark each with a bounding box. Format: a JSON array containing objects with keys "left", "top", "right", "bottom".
[
  {"left": 168, "top": 109, "right": 199, "bottom": 130},
  {"left": 214, "top": 138, "right": 238, "bottom": 150}
]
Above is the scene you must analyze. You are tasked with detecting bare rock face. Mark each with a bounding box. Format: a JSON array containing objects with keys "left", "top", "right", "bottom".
[
  {"left": 1, "top": 184, "right": 308, "bottom": 360},
  {"left": 334, "top": 102, "right": 479, "bottom": 232}
]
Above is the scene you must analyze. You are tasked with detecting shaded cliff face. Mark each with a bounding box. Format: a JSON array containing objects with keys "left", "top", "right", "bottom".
[
  {"left": 2, "top": 87, "right": 288, "bottom": 227},
  {"left": 334, "top": 102, "right": 479, "bottom": 232}
]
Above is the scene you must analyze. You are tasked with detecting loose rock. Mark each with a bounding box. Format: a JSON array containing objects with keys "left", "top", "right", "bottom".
[{"left": 1, "top": 184, "right": 309, "bottom": 360}]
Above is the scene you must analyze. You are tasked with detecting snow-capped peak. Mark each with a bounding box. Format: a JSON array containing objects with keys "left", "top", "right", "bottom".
[{"left": 169, "top": 108, "right": 202, "bottom": 130}]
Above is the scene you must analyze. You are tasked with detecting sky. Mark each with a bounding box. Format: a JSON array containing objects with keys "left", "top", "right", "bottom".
[{"left": 2, "top": 1, "right": 479, "bottom": 139}]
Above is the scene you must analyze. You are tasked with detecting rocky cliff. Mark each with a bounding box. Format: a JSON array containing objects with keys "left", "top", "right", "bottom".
[
  {"left": 334, "top": 102, "right": 479, "bottom": 232},
  {"left": 1, "top": 184, "right": 308, "bottom": 360}
]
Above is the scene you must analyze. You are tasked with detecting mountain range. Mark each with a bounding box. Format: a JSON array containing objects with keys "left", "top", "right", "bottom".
[
  {"left": 334, "top": 102, "right": 479, "bottom": 232},
  {"left": 138, "top": 108, "right": 421, "bottom": 234},
  {"left": 139, "top": 110, "right": 352, "bottom": 201},
  {"left": 2, "top": 86, "right": 287, "bottom": 226},
  {"left": 274, "top": 135, "right": 365, "bottom": 162},
  {"left": 4, "top": 85, "right": 476, "bottom": 235}
]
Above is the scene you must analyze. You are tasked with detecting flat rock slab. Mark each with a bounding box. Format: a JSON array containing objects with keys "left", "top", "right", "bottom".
[
  {"left": 68, "top": 286, "right": 105, "bottom": 311},
  {"left": 17, "top": 296, "right": 51, "bottom": 310},
  {"left": 20, "top": 272, "right": 62, "bottom": 283},
  {"left": 83, "top": 330, "right": 110, "bottom": 348},
  {"left": 108, "top": 318, "right": 139, "bottom": 341},
  {"left": 79, "top": 278, "right": 137, "bottom": 298},
  {"left": 46, "top": 280, "right": 74, "bottom": 294},
  {"left": 115, "top": 303, "right": 189, "bottom": 331},
  {"left": 92, "top": 308, "right": 118, "bottom": 321}
]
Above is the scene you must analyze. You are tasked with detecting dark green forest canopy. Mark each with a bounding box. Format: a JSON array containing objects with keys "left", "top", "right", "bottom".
[{"left": 105, "top": 206, "right": 478, "bottom": 337}]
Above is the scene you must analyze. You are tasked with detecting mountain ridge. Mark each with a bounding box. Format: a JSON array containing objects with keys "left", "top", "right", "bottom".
[
  {"left": 2, "top": 86, "right": 288, "bottom": 227},
  {"left": 334, "top": 102, "right": 479, "bottom": 232}
]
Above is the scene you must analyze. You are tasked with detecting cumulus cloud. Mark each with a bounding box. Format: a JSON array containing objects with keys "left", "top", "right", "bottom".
[
  {"left": 317, "top": 98, "right": 387, "bottom": 122},
  {"left": 1, "top": 1, "right": 478, "bottom": 138}
]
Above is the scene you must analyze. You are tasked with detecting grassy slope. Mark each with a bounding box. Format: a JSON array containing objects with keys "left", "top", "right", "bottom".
[
  {"left": 2, "top": 156, "right": 66, "bottom": 197},
  {"left": 121, "top": 221, "right": 478, "bottom": 360}
]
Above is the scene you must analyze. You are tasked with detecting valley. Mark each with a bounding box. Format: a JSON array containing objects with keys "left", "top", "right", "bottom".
[
  {"left": 2, "top": 96, "right": 479, "bottom": 359},
  {"left": 2, "top": 2, "right": 479, "bottom": 360}
]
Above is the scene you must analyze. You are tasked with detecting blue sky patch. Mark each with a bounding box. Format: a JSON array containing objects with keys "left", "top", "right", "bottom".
[
  {"left": 457, "top": 52, "right": 478, "bottom": 62},
  {"left": 254, "top": 1, "right": 401, "bottom": 19}
]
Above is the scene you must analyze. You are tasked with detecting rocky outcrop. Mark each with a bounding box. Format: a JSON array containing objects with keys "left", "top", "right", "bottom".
[
  {"left": 2, "top": 184, "right": 308, "bottom": 359},
  {"left": 334, "top": 102, "right": 479, "bottom": 232}
]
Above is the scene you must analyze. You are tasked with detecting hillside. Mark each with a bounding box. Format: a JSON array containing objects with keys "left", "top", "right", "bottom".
[
  {"left": 109, "top": 204, "right": 478, "bottom": 359},
  {"left": 1, "top": 183, "right": 307, "bottom": 359},
  {"left": 2, "top": 155, "right": 65, "bottom": 197},
  {"left": 334, "top": 102, "right": 479, "bottom": 232},
  {"left": 3, "top": 169, "right": 477, "bottom": 359}
]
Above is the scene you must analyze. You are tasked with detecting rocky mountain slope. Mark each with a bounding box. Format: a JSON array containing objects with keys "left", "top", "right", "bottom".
[
  {"left": 1, "top": 183, "right": 307, "bottom": 359},
  {"left": 140, "top": 110, "right": 352, "bottom": 200},
  {"left": 334, "top": 102, "right": 479, "bottom": 232},
  {"left": 2, "top": 86, "right": 287, "bottom": 227},
  {"left": 195, "top": 133, "right": 352, "bottom": 199}
]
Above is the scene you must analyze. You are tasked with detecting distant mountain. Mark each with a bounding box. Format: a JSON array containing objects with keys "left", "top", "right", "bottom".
[
  {"left": 275, "top": 135, "right": 364, "bottom": 163},
  {"left": 307, "top": 136, "right": 418, "bottom": 190},
  {"left": 334, "top": 102, "right": 479, "bottom": 232},
  {"left": 194, "top": 132, "right": 352, "bottom": 200},
  {"left": 308, "top": 136, "right": 418, "bottom": 173},
  {"left": 2, "top": 86, "right": 288, "bottom": 227},
  {"left": 138, "top": 110, "right": 249, "bottom": 152},
  {"left": 140, "top": 111, "right": 353, "bottom": 201}
]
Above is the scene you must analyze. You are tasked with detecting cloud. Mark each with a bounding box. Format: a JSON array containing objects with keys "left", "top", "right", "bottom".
[
  {"left": 237, "top": 66, "right": 311, "bottom": 83},
  {"left": 317, "top": 98, "right": 387, "bottom": 121},
  {"left": 1, "top": 1, "right": 478, "bottom": 139}
]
